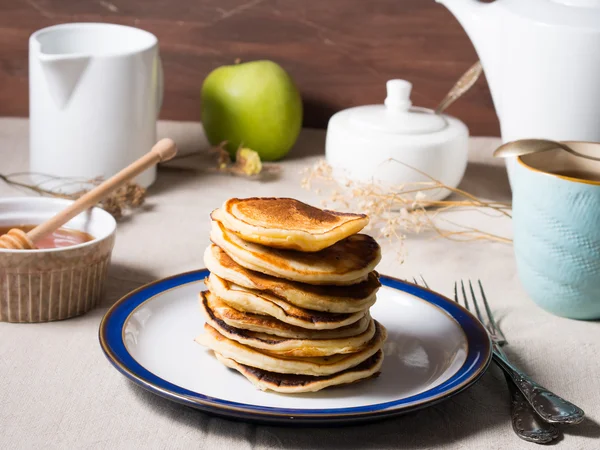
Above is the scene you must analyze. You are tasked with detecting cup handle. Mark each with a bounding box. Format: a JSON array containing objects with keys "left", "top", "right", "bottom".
[{"left": 156, "top": 55, "right": 164, "bottom": 118}]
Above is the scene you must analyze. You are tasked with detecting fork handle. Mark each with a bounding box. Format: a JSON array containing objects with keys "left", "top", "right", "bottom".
[
  {"left": 493, "top": 346, "right": 585, "bottom": 424},
  {"left": 505, "top": 372, "right": 560, "bottom": 443}
]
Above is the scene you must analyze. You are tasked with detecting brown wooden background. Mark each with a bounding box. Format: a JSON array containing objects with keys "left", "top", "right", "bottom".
[{"left": 0, "top": 0, "right": 500, "bottom": 135}]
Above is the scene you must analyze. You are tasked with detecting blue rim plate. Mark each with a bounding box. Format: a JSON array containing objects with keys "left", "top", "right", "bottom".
[{"left": 99, "top": 269, "right": 492, "bottom": 425}]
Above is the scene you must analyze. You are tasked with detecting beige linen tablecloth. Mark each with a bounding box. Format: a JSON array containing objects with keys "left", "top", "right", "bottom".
[{"left": 1, "top": 118, "right": 598, "bottom": 449}]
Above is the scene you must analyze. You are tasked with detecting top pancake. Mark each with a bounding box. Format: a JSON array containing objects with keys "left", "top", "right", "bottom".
[{"left": 213, "top": 198, "right": 369, "bottom": 252}]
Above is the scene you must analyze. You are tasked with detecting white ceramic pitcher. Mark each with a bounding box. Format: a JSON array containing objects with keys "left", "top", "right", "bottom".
[
  {"left": 29, "top": 23, "right": 163, "bottom": 190},
  {"left": 436, "top": 0, "right": 600, "bottom": 177}
]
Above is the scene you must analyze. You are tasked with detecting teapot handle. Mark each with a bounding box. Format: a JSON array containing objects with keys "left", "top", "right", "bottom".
[{"left": 156, "top": 56, "right": 164, "bottom": 118}]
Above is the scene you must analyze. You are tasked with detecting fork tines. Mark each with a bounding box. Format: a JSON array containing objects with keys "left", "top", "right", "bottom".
[{"left": 454, "top": 279, "right": 506, "bottom": 343}]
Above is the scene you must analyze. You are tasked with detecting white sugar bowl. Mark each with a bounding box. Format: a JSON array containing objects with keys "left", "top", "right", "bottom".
[{"left": 325, "top": 79, "right": 469, "bottom": 201}]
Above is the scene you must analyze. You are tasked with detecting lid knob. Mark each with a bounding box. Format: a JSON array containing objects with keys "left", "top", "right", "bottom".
[{"left": 385, "top": 79, "right": 412, "bottom": 112}]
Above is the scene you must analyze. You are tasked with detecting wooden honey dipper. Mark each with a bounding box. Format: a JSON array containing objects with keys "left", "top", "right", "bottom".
[{"left": 0, "top": 138, "right": 177, "bottom": 250}]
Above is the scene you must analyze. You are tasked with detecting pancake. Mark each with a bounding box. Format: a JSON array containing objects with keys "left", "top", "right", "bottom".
[
  {"left": 213, "top": 198, "right": 369, "bottom": 252},
  {"left": 200, "top": 291, "right": 371, "bottom": 339},
  {"left": 196, "top": 320, "right": 387, "bottom": 376},
  {"left": 214, "top": 350, "right": 383, "bottom": 393},
  {"left": 206, "top": 273, "right": 365, "bottom": 330},
  {"left": 210, "top": 219, "right": 381, "bottom": 285},
  {"left": 200, "top": 291, "right": 377, "bottom": 356},
  {"left": 204, "top": 244, "right": 380, "bottom": 313}
]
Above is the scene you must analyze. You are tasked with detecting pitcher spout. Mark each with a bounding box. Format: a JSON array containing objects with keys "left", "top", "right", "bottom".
[
  {"left": 436, "top": 0, "right": 504, "bottom": 120},
  {"left": 38, "top": 54, "right": 90, "bottom": 110},
  {"left": 30, "top": 30, "right": 91, "bottom": 110}
]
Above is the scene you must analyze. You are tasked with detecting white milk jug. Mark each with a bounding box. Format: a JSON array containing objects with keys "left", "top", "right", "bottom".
[{"left": 29, "top": 23, "right": 163, "bottom": 190}]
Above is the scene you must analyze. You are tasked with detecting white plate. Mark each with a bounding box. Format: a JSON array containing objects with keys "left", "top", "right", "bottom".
[{"left": 100, "top": 270, "right": 491, "bottom": 425}]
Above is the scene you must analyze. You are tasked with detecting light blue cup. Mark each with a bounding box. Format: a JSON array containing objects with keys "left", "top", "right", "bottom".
[{"left": 513, "top": 142, "right": 600, "bottom": 319}]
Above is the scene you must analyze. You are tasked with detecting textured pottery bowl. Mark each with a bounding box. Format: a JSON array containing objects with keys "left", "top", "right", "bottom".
[
  {"left": 0, "top": 197, "right": 116, "bottom": 323},
  {"left": 513, "top": 142, "right": 600, "bottom": 319}
]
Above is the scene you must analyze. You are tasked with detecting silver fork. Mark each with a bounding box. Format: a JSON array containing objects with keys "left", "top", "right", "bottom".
[
  {"left": 413, "top": 277, "right": 583, "bottom": 443},
  {"left": 413, "top": 277, "right": 559, "bottom": 443},
  {"left": 454, "top": 279, "right": 564, "bottom": 444},
  {"left": 456, "top": 280, "right": 584, "bottom": 426}
]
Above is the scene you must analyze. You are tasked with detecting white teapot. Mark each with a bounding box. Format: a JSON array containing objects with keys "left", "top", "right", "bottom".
[{"left": 437, "top": 0, "right": 600, "bottom": 146}]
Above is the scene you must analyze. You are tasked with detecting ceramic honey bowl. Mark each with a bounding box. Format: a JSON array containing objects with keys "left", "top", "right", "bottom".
[{"left": 0, "top": 197, "right": 116, "bottom": 323}]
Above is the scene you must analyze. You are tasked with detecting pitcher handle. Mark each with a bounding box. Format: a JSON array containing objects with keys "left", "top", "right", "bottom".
[{"left": 156, "top": 56, "right": 164, "bottom": 118}]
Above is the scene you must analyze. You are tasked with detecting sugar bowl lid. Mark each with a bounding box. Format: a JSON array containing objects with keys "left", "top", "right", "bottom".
[{"left": 346, "top": 80, "right": 447, "bottom": 135}]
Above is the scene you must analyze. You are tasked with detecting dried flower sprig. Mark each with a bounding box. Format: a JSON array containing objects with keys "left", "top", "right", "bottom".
[
  {"left": 0, "top": 173, "right": 146, "bottom": 219},
  {"left": 212, "top": 142, "right": 280, "bottom": 178},
  {"left": 158, "top": 141, "right": 281, "bottom": 179},
  {"left": 301, "top": 159, "right": 512, "bottom": 253}
]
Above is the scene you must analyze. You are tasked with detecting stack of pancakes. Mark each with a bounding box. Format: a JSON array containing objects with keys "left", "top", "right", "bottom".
[{"left": 196, "top": 197, "right": 387, "bottom": 393}]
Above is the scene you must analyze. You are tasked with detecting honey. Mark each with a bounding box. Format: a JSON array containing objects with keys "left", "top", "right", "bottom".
[{"left": 0, "top": 225, "right": 94, "bottom": 249}]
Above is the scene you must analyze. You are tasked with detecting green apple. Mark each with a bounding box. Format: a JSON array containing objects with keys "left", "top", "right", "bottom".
[{"left": 201, "top": 60, "right": 303, "bottom": 161}]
